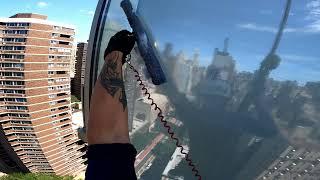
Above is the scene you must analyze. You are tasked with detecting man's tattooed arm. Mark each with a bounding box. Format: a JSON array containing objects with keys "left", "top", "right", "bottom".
[{"left": 99, "top": 52, "right": 127, "bottom": 111}]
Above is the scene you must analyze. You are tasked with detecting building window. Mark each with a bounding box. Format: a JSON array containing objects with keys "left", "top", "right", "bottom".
[
  {"left": 0, "top": 63, "right": 23, "bottom": 68},
  {"left": 48, "top": 71, "right": 54, "bottom": 75},
  {"left": 50, "top": 40, "right": 58, "bottom": 45},
  {"left": 60, "top": 34, "right": 71, "bottom": 38},
  {"left": 48, "top": 79, "right": 54, "bottom": 83},
  {"left": 52, "top": 33, "right": 59, "bottom": 37},
  {"left": 6, "top": 23, "right": 30, "bottom": 27},
  {"left": 49, "top": 94, "right": 56, "bottom": 99},
  {"left": 3, "top": 38, "right": 26, "bottom": 43},
  {"left": 49, "top": 102, "right": 57, "bottom": 106},
  {"left": 4, "top": 30, "right": 28, "bottom": 34},
  {"left": 6, "top": 106, "right": 27, "bottom": 110},
  {"left": 48, "top": 87, "right": 55, "bottom": 91},
  {"left": 1, "top": 72, "right": 24, "bottom": 77},
  {"left": 1, "top": 54, "right": 25, "bottom": 59},
  {"left": 59, "top": 41, "right": 70, "bottom": 45},
  {"left": 57, "top": 71, "right": 67, "bottom": 75},
  {"left": 0, "top": 46, "right": 25, "bottom": 51}
]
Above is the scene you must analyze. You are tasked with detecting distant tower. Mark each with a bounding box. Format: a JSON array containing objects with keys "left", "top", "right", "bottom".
[
  {"left": 199, "top": 38, "right": 236, "bottom": 97},
  {"left": 223, "top": 38, "right": 229, "bottom": 54}
]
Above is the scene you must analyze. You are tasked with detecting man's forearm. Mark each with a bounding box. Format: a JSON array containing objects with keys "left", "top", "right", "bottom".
[{"left": 87, "top": 51, "right": 129, "bottom": 145}]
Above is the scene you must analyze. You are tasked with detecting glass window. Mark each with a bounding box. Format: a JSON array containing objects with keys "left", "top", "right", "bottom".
[{"left": 84, "top": 0, "right": 320, "bottom": 179}]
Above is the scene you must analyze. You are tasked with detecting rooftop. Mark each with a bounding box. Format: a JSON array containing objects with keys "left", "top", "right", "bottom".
[
  {"left": 0, "top": 13, "right": 75, "bottom": 29},
  {"left": 10, "top": 13, "right": 47, "bottom": 20}
]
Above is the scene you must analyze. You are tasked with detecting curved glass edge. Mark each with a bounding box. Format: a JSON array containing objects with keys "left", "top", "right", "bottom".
[{"left": 80, "top": 0, "right": 111, "bottom": 141}]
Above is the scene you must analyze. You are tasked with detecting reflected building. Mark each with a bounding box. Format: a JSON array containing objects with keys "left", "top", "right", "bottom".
[
  {"left": 124, "top": 47, "right": 141, "bottom": 132},
  {"left": 173, "top": 51, "right": 203, "bottom": 95},
  {"left": 199, "top": 38, "right": 235, "bottom": 97}
]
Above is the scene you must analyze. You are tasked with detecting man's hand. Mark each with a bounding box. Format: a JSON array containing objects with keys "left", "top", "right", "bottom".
[{"left": 104, "top": 30, "right": 136, "bottom": 64}]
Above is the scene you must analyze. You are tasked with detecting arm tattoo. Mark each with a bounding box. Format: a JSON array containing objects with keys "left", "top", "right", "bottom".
[{"left": 99, "top": 57, "right": 127, "bottom": 111}]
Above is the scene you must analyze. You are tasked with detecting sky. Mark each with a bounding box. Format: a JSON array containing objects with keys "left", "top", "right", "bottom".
[
  {"left": 0, "top": 0, "right": 319, "bottom": 83},
  {"left": 0, "top": 0, "right": 98, "bottom": 42},
  {"left": 134, "top": 0, "right": 320, "bottom": 84}
]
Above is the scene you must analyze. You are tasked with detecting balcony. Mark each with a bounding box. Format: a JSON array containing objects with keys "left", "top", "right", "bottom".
[
  {"left": 6, "top": 116, "right": 29, "bottom": 120},
  {"left": 2, "top": 34, "right": 28, "bottom": 38},
  {"left": 60, "top": 124, "right": 72, "bottom": 132},
  {"left": 2, "top": 41, "right": 27, "bottom": 45},
  {"left": 0, "top": 93, "right": 26, "bottom": 98},
  {"left": 3, "top": 25, "right": 29, "bottom": 30},
  {"left": 19, "top": 154, "right": 29, "bottom": 160},
  {"left": 0, "top": 101, "right": 27, "bottom": 105},
  {"left": 52, "top": 107, "right": 70, "bottom": 115},
  {"left": 4, "top": 109, "right": 28, "bottom": 113},
  {"left": 2, "top": 122, "right": 32, "bottom": 129},
  {"left": 0, "top": 76, "right": 24, "bottom": 80},
  {"left": 49, "top": 57, "right": 70, "bottom": 62},
  {"left": 0, "top": 67, "right": 24, "bottom": 71},
  {"left": 48, "top": 74, "right": 69, "bottom": 78},
  {"left": 0, "top": 58, "right": 24, "bottom": 63},
  {"left": 54, "top": 94, "right": 70, "bottom": 100},
  {"left": 52, "top": 114, "right": 70, "bottom": 122},
  {"left": 0, "top": 85, "right": 25, "bottom": 89},
  {"left": 4, "top": 129, "right": 34, "bottom": 135},
  {"left": 0, "top": 50, "right": 25, "bottom": 54},
  {"left": 51, "top": 35, "right": 74, "bottom": 42},
  {"left": 54, "top": 119, "right": 71, "bottom": 128},
  {"left": 52, "top": 28, "right": 74, "bottom": 35},
  {"left": 22, "top": 158, "right": 31, "bottom": 164},
  {"left": 48, "top": 66, "right": 70, "bottom": 71},
  {"left": 58, "top": 129, "right": 74, "bottom": 138}
]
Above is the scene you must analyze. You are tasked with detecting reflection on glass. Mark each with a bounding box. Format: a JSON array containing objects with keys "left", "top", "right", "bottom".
[{"left": 93, "top": 0, "right": 320, "bottom": 179}]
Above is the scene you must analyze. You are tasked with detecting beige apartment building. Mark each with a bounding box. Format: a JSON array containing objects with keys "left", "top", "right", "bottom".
[{"left": 0, "top": 13, "right": 86, "bottom": 175}]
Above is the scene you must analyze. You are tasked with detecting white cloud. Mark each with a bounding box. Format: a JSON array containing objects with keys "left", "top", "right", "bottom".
[
  {"left": 37, "top": 1, "right": 48, "bottom": 8},
  {"left": 307, "top": 0, "right": 320, "bottom": 9},
  {"left": 239, "top": 2, "right": 320, "bottom": 34},
  {"left": 238, "top": 23, "right": 277, "bottom": 33},
  {"left": 282, "top": 54, "right": 318, "bottom": 63},
  {"left": 80, "top": 10, "right": 95, "bottom": 16},
  {"left": 238, "top": 23, "right": 320, "bottom": 34},
  {"left": 305, "top": 0, "right": 320, "bottom": 32},
  {"left": 87, "top": 11, "right": 95, "bottom": 16}
]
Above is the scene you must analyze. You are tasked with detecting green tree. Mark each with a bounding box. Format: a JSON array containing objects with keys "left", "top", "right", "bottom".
[
  {"left": 0, "top": 173, "right": 74, "bottom": 180},
  {"left": 71, "top": 95, "right": 80, "bottom": 103}
]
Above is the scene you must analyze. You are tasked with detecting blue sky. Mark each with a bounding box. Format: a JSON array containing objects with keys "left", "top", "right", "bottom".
[
  {"left": 1, "top": 0, "right": 319, "bottom": 83},
  {"left": 133, "top": 0, "right": 320, "bottom": 83},
  {"left": 0, "top": 0, "right": 98, "bottom": 42}
]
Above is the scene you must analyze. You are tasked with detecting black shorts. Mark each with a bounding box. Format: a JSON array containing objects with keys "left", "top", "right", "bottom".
[{"left": 85, "top": 143, "right": 137, "bottom": 180}]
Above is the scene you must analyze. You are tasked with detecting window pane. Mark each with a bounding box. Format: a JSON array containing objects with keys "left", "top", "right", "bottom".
[{"left": 86, "top": 0, "right": 320, "bottom": 179}]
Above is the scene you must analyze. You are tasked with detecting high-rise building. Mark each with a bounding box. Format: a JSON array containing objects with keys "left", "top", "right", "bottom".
[
  {"left": 0, "top": 13, "right": 86, "bottom": 176},
  {"left": 199, "top": 38, "right": 235, "bottom": 97},
  {"left": 71, "top": 42, "right": 87, "bottom": 101}
]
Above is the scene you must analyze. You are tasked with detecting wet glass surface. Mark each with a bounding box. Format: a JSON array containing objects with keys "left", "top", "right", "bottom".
[{"left": 91, "top": 0, "right": 320, "bottom": 179}]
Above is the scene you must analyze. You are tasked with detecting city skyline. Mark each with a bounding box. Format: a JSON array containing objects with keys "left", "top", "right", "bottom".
[{"left": 2, "top": 0, "right": 320, "bottom": 84}]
